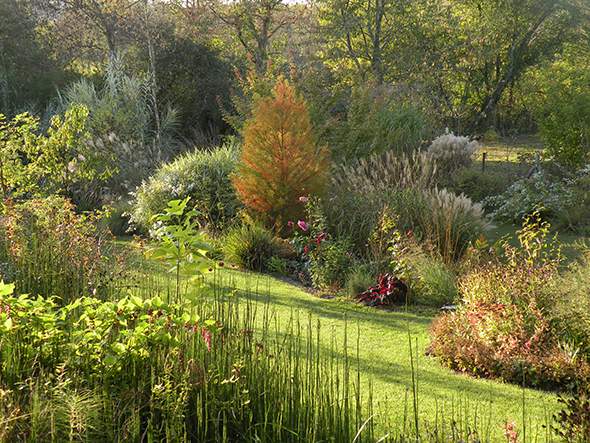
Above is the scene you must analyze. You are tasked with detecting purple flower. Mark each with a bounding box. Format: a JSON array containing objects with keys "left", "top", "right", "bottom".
[
  {"left": 299, "top": 196, "right": 308, "bottom": 203},
  {"left": 297, "top": 220, "right": 309, "bottom": 231}
]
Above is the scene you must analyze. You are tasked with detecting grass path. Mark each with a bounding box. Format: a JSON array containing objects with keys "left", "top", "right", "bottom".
[{"left": 216, "top": 267, "right": 561, "bottom": 442}]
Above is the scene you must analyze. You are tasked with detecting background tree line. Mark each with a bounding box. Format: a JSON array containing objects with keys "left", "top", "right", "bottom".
[{"left": 1, "top": 0, "right": 589, "bottom": 191}]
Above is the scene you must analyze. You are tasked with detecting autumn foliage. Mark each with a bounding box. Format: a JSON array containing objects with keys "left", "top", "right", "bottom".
[{"left": 232, "top": 79, "right": 331, "bottom": 233}]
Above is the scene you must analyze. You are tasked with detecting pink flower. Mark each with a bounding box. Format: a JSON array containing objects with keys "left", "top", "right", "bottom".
[
  {"left": 202, "top": 327, "right": 212, "bottom": 351},
  {"left": 287, "top": 221, "right": 293, "bottom": 227},
  {"left": 299, "top": 196, "right": 308, "bottom": 203},
  {"left": 297, "top": 220, "right": 309, "bottom": 231}
]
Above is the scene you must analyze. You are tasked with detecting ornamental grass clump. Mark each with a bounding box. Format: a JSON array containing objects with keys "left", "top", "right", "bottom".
[
  {"left": 324, "top": 150, "right": 433, "bottom": 251},
  {"left": 223, "top": 223, "right": 283, "bottom": 271},
  {"left": 418, "top": 187, "right": 493, "bottom": 264},
  {"left": 427, "top": 130, "right": 478, "bottom": 174},
  {"left": 130, "top": 140, "right": 242, "bottom": 234}
]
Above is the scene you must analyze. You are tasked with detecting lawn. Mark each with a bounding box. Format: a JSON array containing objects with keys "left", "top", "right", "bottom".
[{"left": 213, "top": 266, "right": 562, "bottom": 442}]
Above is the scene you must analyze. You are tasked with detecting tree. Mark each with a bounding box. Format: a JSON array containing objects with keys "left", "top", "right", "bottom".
[
  {"left": 232, "top": 79, "right": 331, "bottom": 233},
  {"left": 0, "top": 0, "right": 68, "bottom": 115},
  {"left": 0, "top": 104, "right": 114, "bottom": 200},
  {"left": 461, "top": 0, "right": 585, "bottom": 132},
  {"left": 35, "top": 0, "right": 142, "bottom": 65},
  {"left": 126, "top": 15, "right": 235, "bottom": 141},
  {"left": 210, "top": 0, "right": 301, "bottom": 74},
  {"left": 315, "top": 0, "right": 430, "bottom": 84},
  {"left": 528, "top": 44, "right": 590, "bottom": 163}
]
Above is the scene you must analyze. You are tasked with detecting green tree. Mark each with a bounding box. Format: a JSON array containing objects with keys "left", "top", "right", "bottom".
[
  {"left": 0, "top": 0, "right": 68, "bottom": 115},
  {"left": 231, "top": 79, "right": 331, "bottom": 233},
  {"left": 528, "top": 45, "right": 590, "bottom": 163},
  {"left": 211, "top": 0, "right": 301, "bottom": 74},
  {"left": 0, "top": 104, "right": 114, "bottom": 200},
  {"left": 315, "top": 0, "right": 426, "bottom": 84}
]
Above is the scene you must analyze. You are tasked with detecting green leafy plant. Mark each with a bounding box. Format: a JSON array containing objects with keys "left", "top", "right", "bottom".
[
  {"left": 0, "top": 105, "right": 115, "bottom": 201},
  {"left": 291, "top": 197, "right": 355, "bottom": 290},
  {"left": 145, "top": 198, "right": 213, "bottom": 300},
  {"left": 530, "top": 47, "right": 590, "bottom": 164},
  {"left": 231, "top": 78, "right": 331, "bottom": 234},
  {"left": 548, "top": 392, "right": 590, "bottom": 442}
]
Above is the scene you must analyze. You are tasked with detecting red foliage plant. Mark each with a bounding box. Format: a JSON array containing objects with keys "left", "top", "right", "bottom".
[{"left": 231, "top": 79, "right": 331, "bottom": 235}]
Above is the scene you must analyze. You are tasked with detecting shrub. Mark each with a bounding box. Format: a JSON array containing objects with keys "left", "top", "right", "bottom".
[
  {"left": 0, "top": 105, "right": 115, "bottom": 202},
  {"left": 435, "top": 165, "right": 509, "bottom": 203},
  {"left": 549, "top": 249, "right": 590, "bottom": 356},
  {"left": 129, "top": 141, "right": 242, "bottom": 234},
  {"left": 72, "top": 133, "right": 155, "bottom": 211},
  {"left": 231, "top": 79, "right": 331, "bottom": 234},
  {"left": 428, "top": 212, "right": 590, "bottom": 392},
  {"left": 59, "top": 57, "right": 180, "bottom": 153},
  {"left": 0, "top": 197, "right": 122, "bottom": 305},
  {"left": 548, "top": 393, "right": 590, "bottom": 442},
  {"left": 484, "top": 164, "right": 590, "bottom": 229},
  {"left": 223, "top": 223, "right": 281, "bottom": 271},
  {"left": 427, "top": 131, "right": 479, "bottom": 175}
]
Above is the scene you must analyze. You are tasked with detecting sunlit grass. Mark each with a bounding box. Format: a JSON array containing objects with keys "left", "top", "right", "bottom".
[{"left": 214, "top": 267, "right": 561, "bottom": 442}]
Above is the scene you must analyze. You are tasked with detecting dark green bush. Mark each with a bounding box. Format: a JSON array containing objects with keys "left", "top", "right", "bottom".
[
  {"left": 436, "top": 165, "right": 509, "bottom": 203},
  {"left": 130, "top": 140, "right": 242, "bottom": 235}
]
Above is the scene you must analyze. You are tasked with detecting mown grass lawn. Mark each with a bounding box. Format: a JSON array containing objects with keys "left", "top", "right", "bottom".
[{"left": 214, "top": 267, "right": 562, "bottom": 442}]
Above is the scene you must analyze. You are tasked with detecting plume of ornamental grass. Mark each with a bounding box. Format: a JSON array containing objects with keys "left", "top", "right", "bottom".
[
  {"left": 419, "top": 187, "right": 493, "bottom": 264},
  {"left": 428, "top": 131, "right": 478, "bottom": 174},
  {"left": 333, "top": 149, "right": 437, "bottom": 192}
]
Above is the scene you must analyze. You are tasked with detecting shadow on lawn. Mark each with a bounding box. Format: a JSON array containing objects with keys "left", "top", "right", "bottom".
[{"left": 215, "top": 268, "right": 551, "bottom": 413}]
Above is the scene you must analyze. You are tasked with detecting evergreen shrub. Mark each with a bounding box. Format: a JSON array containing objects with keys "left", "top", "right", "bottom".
[{"left": 129, "top": 140, "right": 242, "bottom": 235}]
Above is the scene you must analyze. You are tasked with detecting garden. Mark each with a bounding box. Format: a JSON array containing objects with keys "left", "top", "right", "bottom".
[
  {"left": 1, "top": 77, "right": 590, "bottom": 442},
  {"left": 2, "top": 0, "right": 590, "bottom": 440}
]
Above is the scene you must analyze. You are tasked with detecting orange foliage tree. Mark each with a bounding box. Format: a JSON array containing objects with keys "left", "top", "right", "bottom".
[{"left": 232, "top": 79, "right": 331, "bottom": 234}]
